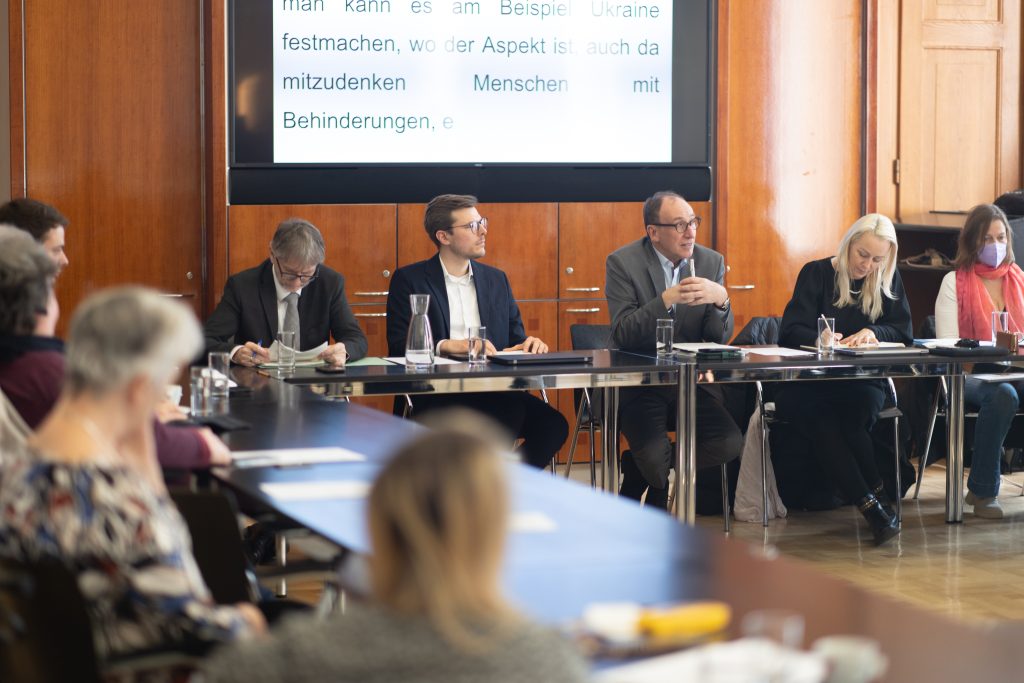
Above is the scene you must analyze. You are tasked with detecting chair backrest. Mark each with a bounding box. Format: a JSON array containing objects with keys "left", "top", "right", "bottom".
[
  {"left": 569, "top": 324, "right": 611, "bottom": 351},
  {"left": 730, "top": 316, "right": 783, "bottom": 346},
  {"left": 170, "top": 490, "right": 257, "bottom": 605},
  {"left": 0, "top": 387, "right": 30, "bottom": 455},
  {"left": 0, "top": 557, "right": 102, "bottom": 683}
]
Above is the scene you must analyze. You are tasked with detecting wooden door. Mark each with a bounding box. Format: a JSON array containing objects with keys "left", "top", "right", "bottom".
[
  {"left": 897, "top": 0, "right": 1021, "bottom": 216},
  {"left": 15, "top": 0, "right": 203, "bottom": 325}
]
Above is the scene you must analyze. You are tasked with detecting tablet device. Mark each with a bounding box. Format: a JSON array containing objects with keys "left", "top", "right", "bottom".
[{"left": 488, "top": 351, "right": 594, "bottom": 365}]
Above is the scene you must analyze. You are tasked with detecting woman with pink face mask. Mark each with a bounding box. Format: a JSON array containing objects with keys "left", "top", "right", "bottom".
[{"left": 935, "top": 203, "right": 1024, "bottom": 519}]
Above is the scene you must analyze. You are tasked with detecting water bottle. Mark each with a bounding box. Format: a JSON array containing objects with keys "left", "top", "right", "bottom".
[{"left": 405, "top": 293, "right": 434, "bottom": 368}]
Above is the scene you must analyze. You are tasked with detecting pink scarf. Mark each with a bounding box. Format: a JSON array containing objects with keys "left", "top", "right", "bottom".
[{"left": 956, "top": 262, "right": 1024, "bottom": 340}]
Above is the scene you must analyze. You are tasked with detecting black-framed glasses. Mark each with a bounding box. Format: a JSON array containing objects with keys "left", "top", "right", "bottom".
[
  {"left": 448, "top": 217, "right": 489, "bottom": 235},
  {"left": 272, "top": 255, "right": 319, "bottom": 284},
  {"left": 651, "top": 216, "right": 701, "bottom": 233}
]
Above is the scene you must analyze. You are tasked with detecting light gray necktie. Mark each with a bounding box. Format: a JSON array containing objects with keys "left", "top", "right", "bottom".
[{"left": 284, "top": 292, "right": 300, "bottom": 350}]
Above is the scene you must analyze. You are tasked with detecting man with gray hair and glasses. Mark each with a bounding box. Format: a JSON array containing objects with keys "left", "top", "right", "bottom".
[{"left": 205, "top": 218, "right": 367, "bottom": 366}]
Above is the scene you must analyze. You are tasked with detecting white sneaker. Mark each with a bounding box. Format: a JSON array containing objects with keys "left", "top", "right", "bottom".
[{"left": 965, "top": 490, "right": 1004, "bottom": 519}]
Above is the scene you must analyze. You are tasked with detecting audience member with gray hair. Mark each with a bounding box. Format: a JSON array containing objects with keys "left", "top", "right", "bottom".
[
  {"left": 0, "top": 287, "right": 266, "bottom": 666},
  {"left": 204, "top": 217, "right": 367, "bottom": 366},
  {"left": 0, "top": 227, "right": 230, "bottom": 469}
]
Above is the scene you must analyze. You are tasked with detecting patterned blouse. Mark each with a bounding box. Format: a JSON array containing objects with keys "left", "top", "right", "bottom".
[{"left": 0, "top": 448, "right": 254, "bottom": 662}]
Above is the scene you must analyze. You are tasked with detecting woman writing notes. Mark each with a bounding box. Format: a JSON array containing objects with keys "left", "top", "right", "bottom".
[
  {"left": 934, "top": 203, "right": 1022, "bottom": 519},
  {"left": 776, "top": 214, "right": 913, "bottom": 546}
]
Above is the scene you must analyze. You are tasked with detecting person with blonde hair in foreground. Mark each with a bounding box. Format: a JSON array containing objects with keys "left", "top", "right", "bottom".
[
  {"left": 202, "top": 427, "right": 588, "bottom": 683},
  {"left": 0, "top": 287, "right": 265, "bottom": 671}
]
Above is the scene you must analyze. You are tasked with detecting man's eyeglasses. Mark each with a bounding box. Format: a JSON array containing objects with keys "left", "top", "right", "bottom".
[
  {"left": 273, "top": 256, "right": 319, "bottom": 284},
  {"left": 448, "top": 217, "right": 489, "bottom": 235},
  {"left": 651, "top": 216, "right": 702, "bottom": 233}
]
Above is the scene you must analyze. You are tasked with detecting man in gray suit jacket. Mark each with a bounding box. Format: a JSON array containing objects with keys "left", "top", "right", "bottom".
[{"left": 606, "top": 191, "right": 742, "bottom": 509}]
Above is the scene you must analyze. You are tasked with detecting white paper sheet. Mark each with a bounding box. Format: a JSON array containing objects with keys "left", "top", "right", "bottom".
[
  {"left": 259, "top": 480, "right": 370, "bottom": 501},
  {"left": 384, "top": 356, "right": 461, "bottom": 366},
  {"left": 745, "top": 346, "right": 816, "bottom": 358},
  {"left": 259, "top": 341, "right": 329, "bottom": 367},
  {"left": 509, "top": 511, "right": 558, "bottom": 533},
  {"left": 231, "top": 447, "right": 366, "bottom": 468},
  {"left": 972, "top": 373, "right": 1024, "bottom": 383}
]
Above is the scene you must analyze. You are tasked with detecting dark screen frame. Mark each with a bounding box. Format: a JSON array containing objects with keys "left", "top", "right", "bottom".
[{"left": 228, "top": 0, "right": 716, "bottom": 204}]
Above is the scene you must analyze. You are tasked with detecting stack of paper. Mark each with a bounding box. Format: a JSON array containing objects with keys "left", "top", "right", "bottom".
[
  {"left": 260, "top": 341, "right": 328, "bottom": 368},
  {"left": 231, "top": 447, "right": 366, "bottom": 468}
]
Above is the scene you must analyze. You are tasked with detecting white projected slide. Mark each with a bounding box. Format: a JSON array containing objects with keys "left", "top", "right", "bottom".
[{"left": 273, "top": 0, "right": 673, "bottom": 163}]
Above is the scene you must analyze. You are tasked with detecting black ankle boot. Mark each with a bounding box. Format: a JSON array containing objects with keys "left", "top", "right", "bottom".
[
  {"left": 872, "top": 483, "right": 896, "bottom": 518},
  {"left": 858, "top": 494, "right": 899, "bottom": 546}
]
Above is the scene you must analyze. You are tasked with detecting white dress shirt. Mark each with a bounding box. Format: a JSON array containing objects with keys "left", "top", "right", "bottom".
[
  {"left": 654, "top": 248, "right": 689, "bottom": 314},
  {"left": 437, "top": 259, "right": 482, "bottom": 351}
]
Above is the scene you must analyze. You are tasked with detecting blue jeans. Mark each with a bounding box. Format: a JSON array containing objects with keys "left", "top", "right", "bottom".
[{"left": 964, "top": 377, "right": 1022, "bottom": 498}]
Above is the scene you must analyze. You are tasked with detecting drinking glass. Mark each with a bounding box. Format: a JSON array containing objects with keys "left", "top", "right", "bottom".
[
  {"left": 991, "top": 310, "right": 1009, "bottom": 342},
  {"left": 276, "top": 330, "right": 296, "bottom": 374},
  {"left": 656, "top": 319, "right": 674, "bottom": 357},
  {"left": 818, "top": 317, "right": 836, "bottom": 353},
  {"left": 467, "top": 325, "right": 488, "bottom": 364},
  {"left": 208, "top": 351, "right": 231, "bottom": 397},
  {"left": 189, "top": 367, "right": 212, "bottom": 417},
  {"left": 740, "top": 609, "right": 805, "bottom": 649}
]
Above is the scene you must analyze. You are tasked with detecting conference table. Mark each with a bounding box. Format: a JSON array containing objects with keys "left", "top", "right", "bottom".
[
  {"left": 678, "top": 349, "right": 972, "bottom": 524},
  {"left": 211, "top": 375, "right": 1019, "bottom": 682},
  {"left": 269, "top": 348, "right": 980, "bottom": 525}
]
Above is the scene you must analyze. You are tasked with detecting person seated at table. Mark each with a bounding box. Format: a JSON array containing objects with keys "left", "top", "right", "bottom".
[
  {"left": 934, "top": 203, "right": 1023, "bottom": 519},
  {"left": 385, "top": 194, "right": 568, "bottom": 469},
  {"left": 0, "top": 227, "right": 230, "bottom": 470},
  {"left": 201, "top": 423, "right": 588, "bottom": 683},
  {"left": 204, "top": 218, "right": 367, "bottom": 367},
  {"left": 0, "top": 287, "right": 266, "bottom": 667},
  {"left": 606, "top": 190, "right": 742, "bottom": 509},
  {"left": 776, "top": 214, "right": 912, "bottom": 546}
]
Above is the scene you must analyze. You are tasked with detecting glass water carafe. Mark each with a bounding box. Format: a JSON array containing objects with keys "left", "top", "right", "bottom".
[{"left": 405, "top": 293, "right": 435, "bottom": 368}]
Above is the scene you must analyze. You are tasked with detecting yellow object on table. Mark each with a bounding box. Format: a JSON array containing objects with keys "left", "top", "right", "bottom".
[{"left": 637, "top": 601, "right": 731, "bottom": 639}]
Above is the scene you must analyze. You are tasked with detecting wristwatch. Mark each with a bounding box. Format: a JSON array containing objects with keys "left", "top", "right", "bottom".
[{"left": 714, "top": 297, "right": 731, "bottom": 312}]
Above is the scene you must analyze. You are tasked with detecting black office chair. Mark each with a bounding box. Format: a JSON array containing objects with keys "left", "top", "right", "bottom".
[
  {"left": 0, "top": 557, "right": 198, "bottom": 683},
  {"left": 564, "top": 324, "right": 612, "bottom": 487},
  {"left": 732, "top": 316, "right": 906, "bottom": 526},
  {"left": 171, "top": 489, "right": 344, "bottom": 619}
]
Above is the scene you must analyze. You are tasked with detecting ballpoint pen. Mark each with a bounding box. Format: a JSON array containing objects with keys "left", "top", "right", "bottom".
[{"left": 254, "top": 339, "right": 263, "bottom": 365}]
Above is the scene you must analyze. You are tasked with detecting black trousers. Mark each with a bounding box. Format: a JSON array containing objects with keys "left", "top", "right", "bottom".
[
  {"left": 410, "top": 392, "right": 569, "bottom": 469},
  {"left": 618, "top": 384, "right": 743, "bottom": 508},
  {"left": 773, "top": 380, "right": 885, "bottom": 504}
]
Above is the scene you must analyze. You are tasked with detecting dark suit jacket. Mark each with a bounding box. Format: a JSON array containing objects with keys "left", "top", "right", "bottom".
[
  {"left": 606, "top": 238, "right": 733, "bottom": 351},
  {"left": 386, "top": 255, "right": 526, "bottom": 356},
  {"left": 204, "top": 259, "right": 368, "bottom": 360}
]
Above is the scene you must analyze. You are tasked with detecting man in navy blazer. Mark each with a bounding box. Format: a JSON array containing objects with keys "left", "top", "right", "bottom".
[
  {"left": 204, "top": 219, "right": 367, "bottom": 366},
  {"left": 386, "top": 194, "right": 568, "bottom": 469}
]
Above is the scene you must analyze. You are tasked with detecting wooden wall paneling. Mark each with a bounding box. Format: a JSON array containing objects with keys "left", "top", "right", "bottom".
[
  {"left": 898, "top": 0, "right": 1021, "bottom": 217},
  {"left": 397, "top": 202, "right": 559, "bottom": 301},
  {"left": 204, "top": 0, "right": 229, "bottom": 318},
  {"left": 21, "top": 0, "right": 205, "bottom": 326},
  {"left": 225, "top": 204, "right": 396, "bottom": 303},
  {"left": 558, "top": 201, "right": 712, "bottom": 299},
  {"left": 8, "top": 0, "right": 23, "bottom": 198},
  {"left": 717, "top": 0, "right": 865, "bottom": 331}
]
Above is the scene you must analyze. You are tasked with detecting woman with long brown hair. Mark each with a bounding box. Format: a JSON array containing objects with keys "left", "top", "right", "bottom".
[{"left": 934, "top": 203, "right": 1023, "bottom": 519}]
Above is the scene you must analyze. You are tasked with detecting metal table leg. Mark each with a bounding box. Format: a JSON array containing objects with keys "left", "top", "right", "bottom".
[
  {"left": 945, "top": 368, "right": 965, "bottom": 523},
  {"left": 675, "top": 363, "right": 697, "bottom": 525},
  {"left": 602, "top": 387, "right": 620, "bottom": 494}
]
